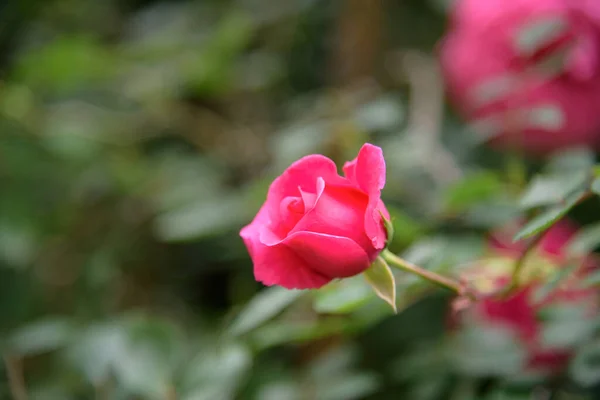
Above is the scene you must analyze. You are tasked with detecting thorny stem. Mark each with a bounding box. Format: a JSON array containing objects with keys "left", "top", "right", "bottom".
[
  {"left": 381, "top": 249, "right": 474, "bottom": 298},
  {"left": 3, "top": 355, "right": 27, "bottom": 400}
]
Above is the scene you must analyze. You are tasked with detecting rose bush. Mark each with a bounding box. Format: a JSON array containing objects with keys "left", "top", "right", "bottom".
[
  {"left": 440, "top": 0, "right": 600, "bottom": 155},
  {"left": 455, "top": 220, "right": 598, "bottom": 373},
  {"left": 240, "top": 144, "right": 389, "bottom": 289}
]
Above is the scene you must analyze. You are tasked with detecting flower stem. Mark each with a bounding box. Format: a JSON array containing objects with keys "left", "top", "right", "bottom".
[
  {"left": 381, "top": 249, "right": 466, "bottom": 296},
  {"left": 505, "top": 232, "right": 544, "bottom": 295}
]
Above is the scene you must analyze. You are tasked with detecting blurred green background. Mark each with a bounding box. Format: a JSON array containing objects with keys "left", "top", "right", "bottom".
[{"left": 3, "top": 0, "right": 600, "bottom": 399}]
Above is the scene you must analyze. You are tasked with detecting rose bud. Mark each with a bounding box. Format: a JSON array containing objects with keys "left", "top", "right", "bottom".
[
  {"left": 240, "top": 143, "right": 389, "bottom": 289},
  {"left": 454, "top": 220, "right": 599, "bottom": 374},
  {"left": 440, "top": 0, "right": 600, "bottom": 155}
]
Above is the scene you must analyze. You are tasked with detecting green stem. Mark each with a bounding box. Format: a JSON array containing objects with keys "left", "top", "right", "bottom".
[
  {"left": 381, "top": 249, "right": 466, "bottom": 296},
  {"left": 506, "top": 149, "right": 527, "bottom": 191},
  {"left": 505, "top": 232, "right": 544, "bottom": 295}
]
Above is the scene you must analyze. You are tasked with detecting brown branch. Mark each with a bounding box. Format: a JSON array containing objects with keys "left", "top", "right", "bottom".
[
  {"left": 3, "top": 355, "right": 27, "bottom": 400},
  {"left": 331, "top": 0, "right": 383, "bottom": 87}
]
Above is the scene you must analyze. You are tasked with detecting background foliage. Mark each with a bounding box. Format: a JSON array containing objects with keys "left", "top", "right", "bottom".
[{"left": 3, "top": 0, "right": 600, "bottom": 399}]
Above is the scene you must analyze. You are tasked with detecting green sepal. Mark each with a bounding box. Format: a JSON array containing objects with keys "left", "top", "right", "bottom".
[
  {"left": 380, "top": 211, "right": 394, "bottom": 248},
  {"left": 363, "top": 256, "right": 397, "bottom": 313}
]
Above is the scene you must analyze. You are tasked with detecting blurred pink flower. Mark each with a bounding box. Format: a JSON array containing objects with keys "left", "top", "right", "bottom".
[
  {"left": 456, "top": 220, "right": 598, "bottom": 374},
  {"left": 440, "top": 0, "right": 600, "bottom": 155}
]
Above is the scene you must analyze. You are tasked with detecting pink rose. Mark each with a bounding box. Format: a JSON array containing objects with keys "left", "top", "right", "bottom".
[
  {"left": 455, "top": 220, "right": 599, "bottom": 374},
  {"left": 477, "top": 281, "right": 597, "bottom": 373},
  {"left": 240, "top": 144, "right": 389, "bottom": 289},
  {"left": 478, "top": 288, "right": 573, "bottom": 373},
  {"left": 440, "top": 0, "right": 600, "bottom": 154}
]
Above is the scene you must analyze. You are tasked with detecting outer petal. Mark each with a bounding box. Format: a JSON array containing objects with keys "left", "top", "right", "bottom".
[
  {"left": 266, "top": 155, "right": 349, "bottom": 225},
  {"left": 343, "top": 144, "right": 386, "bottom": 193},
  {"left": 284, "top": 231, "right": 371, "bottom": 279},
  {"left": 291, "top": 179, "right": 374, "bottom": 255},
  {"left": 252, "top": 238, "right": 332, "bottom": 289},
  {"left": 343, "top": 144, "right": 388, "bottom": 249},
  {"left": 250, "top": 230, "right": 371, "bottom": 289},
  {"left": 240, "top": 202, "right": 271, "bottom": 260}
]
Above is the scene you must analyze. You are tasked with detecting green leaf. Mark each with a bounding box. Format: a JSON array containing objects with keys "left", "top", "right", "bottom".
[
  {"left": 0, "top": 225, "right": 37, "bottom": 267},
  {"left": 315, "top": 374, "right": 379, "bottom": 400},
  {"left": 363, "top": 257, "right": 396, "bottom": 312},
  {"left": 488, "top": 390, "right": 535, "bottom": 400},
  {"left": 463, "top": 200, "right": 522, "bottom": 228},
  {"left": 570, "top": 341, "right": 600, "bottom": 386},
  {"left": 258, "top": 382, "right": 299, "bottom": 400},
  {"left": 8, "top": 318, "right": 74, "bottom": 356},
  {"left": 67, "top": 315, "right": 183, "bottom": 397},
  {"left": 443, "top": 171, "right": 504, "bottom": 212},
  {"left": 567, "top": 222, "right": 600, "bottom": 257},
  {"left": 115, "top": 316, "right": 184, "bottom": 399},
  {"left": 16, "top": 35, "right": 116, "bottom": 92},
  {"left": 591, "top": 176, "right": 600, "bottom": 196},
  {"left": 227, "top": 287, "right": 303, "bottom": 336},
  {"left": 67, "top": 322, "right": 128, "bottom": 385},
  {"left": 538, "top": 304, "right": 595, "bottom": 349},
  {"left": 451, "top": 324, "right": 526, "bottom": 377},
  {"left": 181, "top": 343, "right": 251, "bottom": 400},
  {"left": 250, "top": 319, "right": 348, "bottom": 350},
  {"left": 519, "top": 172, "right": 587, "bottom": 209},
  {"left": 154, "top": 195, "right": 248, "bottom": 241},
  {"left": 546, "top": 147, "right": 595, "bottom": 173},
  {"left": 313, "top": 276, "right": 374, "bottom": 314},
  {"left": 583, "top": 270, "right": 600, "bottom": 288},
  {"left": 402, "top": 235, "right": 485, "bottom": 272},
  {"left": 355, "top": 95, "right": 404, "bottom": 132},
  {"left": 513, "top": 191, "right": 583, "bottom": 241},
  {"left": 385, "top": 207, "right": 426, "bottom": 248}
]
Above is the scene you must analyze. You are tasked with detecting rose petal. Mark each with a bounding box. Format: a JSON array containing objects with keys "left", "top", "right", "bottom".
[
  {"left": 343, "top": 144, "right": 388, "bottom": 249},
  {"left": 538, "top": 219, "right": 577, "bottom": 258},
  {"left": 345, "top": 143, "right": 386, "bottom": 200},
  {"left": 292, "top": 179, "right": 374, "bottom": 254},
  {"left": 278, "top": 196, "right": 305, "bottom": 232},
  {"left": 252, "top": 239, "right": 332, "bottom": 289},
  {"left": 342, "top": 159, "right": 357, "bottom": 183},
  {"left": 528, "top": 350, "right": 571, "bottom": 372},
  {"left": 569, "top": 29, "right": 597, "bottom": 81},
  {"left": 266, "top": 155, "right": 349, "bottom": 225},
  {"left": 240, "top": 203, "right": 271, "bottom": 259},
  {"left": 284, "top": 231, "right": 371, "bottom": 279},
  {"left": 251, "top": 229, "right": 371, "bottom": 289},
  {"left": 480, "top": 288, "right": 539, "bottom": 343},
  {"left": 299, "top": 177, "right": 325, "bottom": 211}
]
